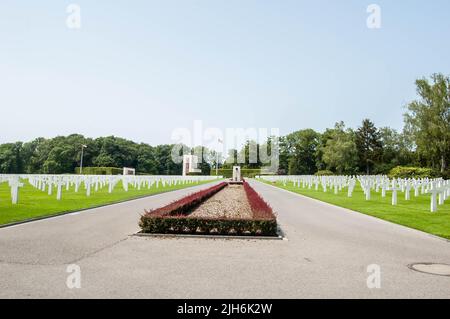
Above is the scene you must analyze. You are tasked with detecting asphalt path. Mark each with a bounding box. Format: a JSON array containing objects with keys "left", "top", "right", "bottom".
[{"left": 1, "top": 179, "right": 449, "bottom": 298}]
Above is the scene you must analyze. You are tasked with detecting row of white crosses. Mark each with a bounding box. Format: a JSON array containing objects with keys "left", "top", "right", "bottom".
[
  {"left": 257, "top": 175, "right": 450, "bottom": 213},
  {"left": 428, "top": 179, "right": 450, "bottom": 212},
  {"left": 0, "top": 175, "right": 25, "bottom": 204},
  {"left": 0, "top": 174, "right": 221, "bottom": 205}
]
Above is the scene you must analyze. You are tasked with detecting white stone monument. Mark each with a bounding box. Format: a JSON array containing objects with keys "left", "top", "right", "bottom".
[
  {"left": 123, "top": 167, "right": 135, "bottom": 175},
  {"left": 182, "top": 155, "right": 201, "bottom": 176},
  {"left": 232, "top": 166, "right": 241, "bottom": 182}
]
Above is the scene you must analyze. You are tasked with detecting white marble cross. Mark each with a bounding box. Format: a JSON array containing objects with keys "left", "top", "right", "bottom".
[
  {"left": 47, "top": 180, "right": 53, "bottom": 196},
  {"left": 56, "top": 180, "right": 65, "bottom": 200},
  {"left": 413, "top": 180, "right": 420, "bottom": 197},
  {"left": 360, "top": 179, "right": 371, "bottom": 201},
  {"left": 9, "top": 177, "right": 24, "bottom": 204},
  {"left": 428, "top": 188, "right": 439, "bottom": 213},
  {"left": 381, "top": 180, "right": 388, "bottom": 198},
  {"left": 404, "top": 180, "right": 411, "bottom": 201},
  {"left": 433, "top": 182, "right": 449, "bottom": 208},
  {"left": 347, "top": 180, "right": 355, "bottom": 198},
  {"left": 108, "top": 177, "right": 114, "bottom": 193},
  {"left": 390, "top": 180, "right": 401, "bottom": 206},
  {"left": 123, "top": 178, "right": 129, "bottom": 192},
  {"left": 86, "top": 180, "right": 91, "bottom": 197},
  {"left": 74, "top": 180, "right": 81, "bottom": 193},
  {"left": 428, "top": 183, "right": 440, "bottom": 213}
]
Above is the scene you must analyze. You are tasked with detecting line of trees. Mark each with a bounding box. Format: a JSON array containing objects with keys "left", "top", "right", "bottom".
[
  {"left": 0, "top": 73, "right": 448, "bottom": 177},
  {"left": 220, "top": 74, "right": 449, "bottom": 177},
  {"left": 277, "top": 73, "right": 449, "bottom": 177},
  {"left": 277, "top": 120, "right": 412, "bottom": 176},
  {"left": 0, "top": 135, "right": 184, "bottom": 175}
]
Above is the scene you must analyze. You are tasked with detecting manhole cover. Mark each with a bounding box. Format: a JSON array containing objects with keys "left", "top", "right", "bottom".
[{"left": 408, "top": 263, "right": 450, "bottom": 277}]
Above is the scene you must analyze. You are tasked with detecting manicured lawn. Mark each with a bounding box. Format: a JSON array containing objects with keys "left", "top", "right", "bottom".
[
  {"left": 0, "top": 179, "right": 216, "bottom": 226},
  {"left": 261, "top": 180, "right": 450, "bottom": 240}
]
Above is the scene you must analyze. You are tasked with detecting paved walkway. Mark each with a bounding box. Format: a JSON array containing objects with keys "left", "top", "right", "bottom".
[{"left": 1, "top": 180, "right": 449, "bottom": 298}]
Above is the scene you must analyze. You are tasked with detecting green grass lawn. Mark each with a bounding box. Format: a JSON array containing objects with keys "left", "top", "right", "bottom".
[
  {"left": 261, "top": 180, "right": 450, "bottom": 240},
  {"left": 0, "top": 179, "right": 216, "bottom": 226}
]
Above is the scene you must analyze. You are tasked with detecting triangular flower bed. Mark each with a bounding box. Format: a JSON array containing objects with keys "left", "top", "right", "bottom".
[{"left": 139, "top": 181, "right": 277, "bottom": 237}]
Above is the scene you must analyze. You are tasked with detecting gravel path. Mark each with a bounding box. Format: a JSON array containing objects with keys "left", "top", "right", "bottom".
[{"left": 189, "top": 184, "right": 252, "bottom": 219}]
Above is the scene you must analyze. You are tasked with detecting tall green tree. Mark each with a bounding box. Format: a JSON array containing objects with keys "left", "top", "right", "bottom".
[
  {"left": 239, "top": 140, "right": 261, "bottom": 169},
  {"left": 136, "top": 143, "right": 158, "bottom": 174},
  {"left": 355, "top": 119, "right": 382, "bottom": 174},
  {"left": 0, "top": 142, "right": 24, "bottom": 173},
  {"left": 404, "top": 73, "right": 450, "bottom": 173},
  {"left": 284, "top": 129, "right": 320, "bottom": 175},
  {"left": 154, "top": 144, "right": 182, "bottom": 175},
  {"left": 191, "top": 145, "right": 213, "bottom": 175},
  {"left": 315, "top": 126, "right": 337, "bottom": 171},
  {"left": 322, "top": 122, "right": 358, "bottom": 174},
  {"left": 278, "top": 136, "right": 290, "bottom": 175},
  {"left": 378, "top": 127, "right": 415, "bottom": 172}
]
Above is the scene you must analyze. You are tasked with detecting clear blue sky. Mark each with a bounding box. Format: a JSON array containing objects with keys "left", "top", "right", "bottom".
[{"left": 1, "top": 0, "right": 449, "bottom": 145}]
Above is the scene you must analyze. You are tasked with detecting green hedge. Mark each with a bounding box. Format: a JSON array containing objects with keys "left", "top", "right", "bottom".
[
  {"left": 139, "top": 180, "right": 277, "bottom": 237},
  {"left": 140, "top": 216, "right": 278, "bottom": 237},
  {"left": 211, "top": 168, "right": 261, "bottom": 178},
  {"left": 388, "top": 166, "right": 437, "bottom": 179},
  {"left": 186, "top": 172, "right": 204, "bottom": 176},
  {"left": 315, "top": 170, "right": 334, "bottom": 176},
  {"left": 74, "top": 167, "right": 123, "bottom": 175}
]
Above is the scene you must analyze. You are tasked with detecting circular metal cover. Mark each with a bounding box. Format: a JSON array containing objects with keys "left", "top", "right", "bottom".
[{"left": 409, "top": 263, "right": 450, "bottom": 277}]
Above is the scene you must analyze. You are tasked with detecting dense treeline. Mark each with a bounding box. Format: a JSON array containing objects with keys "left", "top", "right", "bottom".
[
  {"left": 0, "top": 135, "right": 183, "bottom": 175},
  {"left": 0, "top": 73, "right": 449, "bottom": 177},
  {"left": 277, "top": 120, "right": 414, "bottom": 176},
  {"left": 228, "top": 73, "right": 450, "bottom": 177}
]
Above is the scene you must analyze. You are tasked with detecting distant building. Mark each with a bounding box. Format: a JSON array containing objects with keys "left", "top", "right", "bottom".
[
  {"left": 232, "top": 166, "right": 241, "bottom": 182},
  {"left": 123, "top": 167, "right": 136, "bottom": 175},
  {"left": 182, "top": 155, "right": 201, "bottom": 176}
]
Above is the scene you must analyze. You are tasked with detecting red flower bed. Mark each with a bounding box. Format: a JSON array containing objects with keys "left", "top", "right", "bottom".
[
  {"left": 139, "top": 181, "right": 278, "bottom": 237},
  {"left": 243, "top": 180, "right": 276, "bottom": 220},
  {"left": 143, "top": 182, "right": 227, "bottom": 217}
]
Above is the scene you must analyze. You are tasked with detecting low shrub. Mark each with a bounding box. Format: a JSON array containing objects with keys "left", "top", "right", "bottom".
[
  {"left": 373, "top": 163, "right": 396, "bottom": 175},
  {"left": 211, "top": 168, "right": 261, "bottom": 178},
  {"left": 243, "top": 180, "right": 275, "bottom": 220},
  {"left": 74, "top": 167, "right": 123, "bottom": 175},
  {"left": 388, "top": 166, "right": 437, "bottom": 179},
  {"left": 441, "top": 170, "right": 450, "bottom": 180},
  {"left": 144, "top": 182, "right": 227, "bottom": 217},
  {"left": 186, "top": 172, "right": 204, "bottom": 176},
  {"left": 315, "top": 170, "right": 334, "bottom": 176},
  {"left": 139, "top": 216, "right": 277, "bottom": 236}
]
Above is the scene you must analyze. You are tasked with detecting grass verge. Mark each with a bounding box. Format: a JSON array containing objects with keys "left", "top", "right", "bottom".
[
  {"left": 260, "top": 180, "right": 450, "bottom": 240},
  {"left": 0, "top": 179, "right": 216, "bottom": 226}
]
